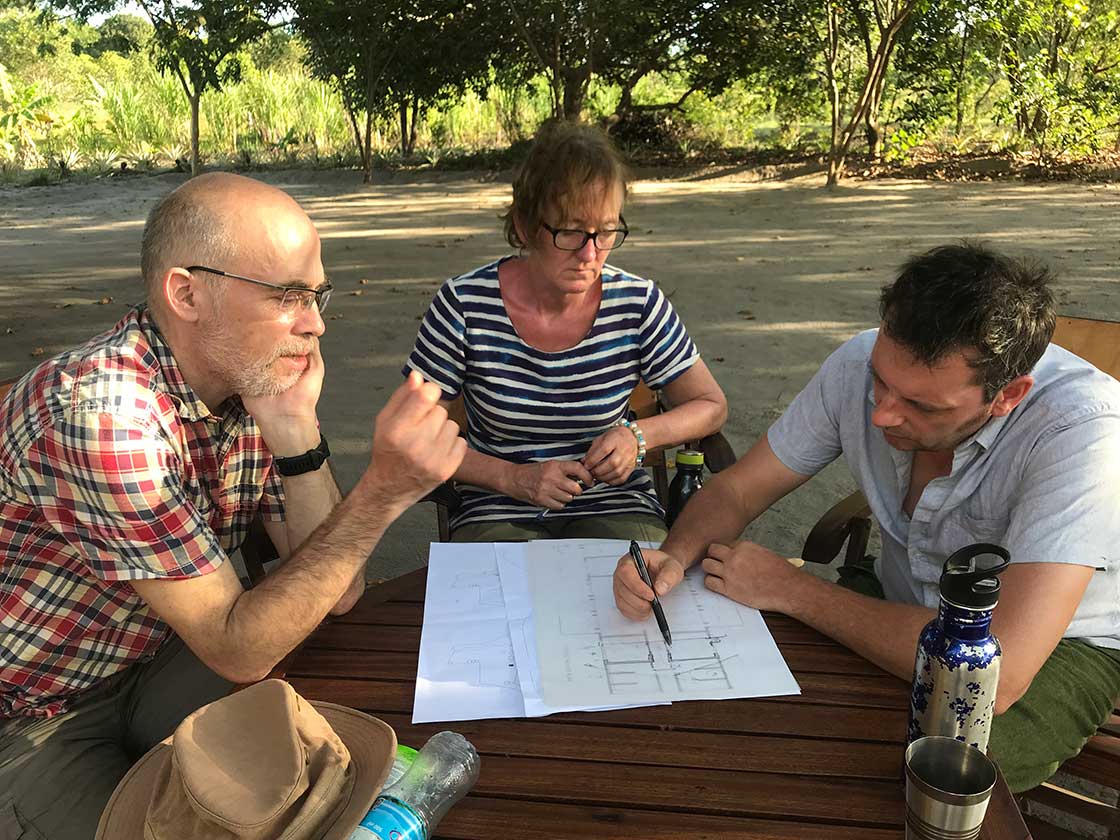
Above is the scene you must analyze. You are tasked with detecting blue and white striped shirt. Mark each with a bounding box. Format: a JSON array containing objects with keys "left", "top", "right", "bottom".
[{"left": 405, "top": 257, "right": 700, "bottom": 528}]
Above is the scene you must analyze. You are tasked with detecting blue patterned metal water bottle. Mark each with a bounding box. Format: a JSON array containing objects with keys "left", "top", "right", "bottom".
[{"left": 908, "top": 543, "right": 1010, "bottom": 752}]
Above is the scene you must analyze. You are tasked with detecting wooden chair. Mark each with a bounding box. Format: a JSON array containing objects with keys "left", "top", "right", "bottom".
[
  {"left": 424, "top": 381, "right": 736, "bottom": 541},
  {"left": 800, "top": 316, "right": 1120, "bottom": 838},
  {"left": 1, "top": 373, "right": 276, "bottom": 589}
]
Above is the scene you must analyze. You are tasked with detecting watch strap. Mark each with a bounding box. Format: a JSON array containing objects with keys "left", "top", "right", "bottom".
[{"left": 273, "top": 434, "right": 330, "bottom": 476}]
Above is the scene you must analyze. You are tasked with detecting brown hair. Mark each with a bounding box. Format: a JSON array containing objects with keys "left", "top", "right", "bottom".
[
  {"left": 502, "top": 120, "right": 630, "bottom": 249},
  {"left": 880, "top": 242, "right": 1057, "bottom": 400}
]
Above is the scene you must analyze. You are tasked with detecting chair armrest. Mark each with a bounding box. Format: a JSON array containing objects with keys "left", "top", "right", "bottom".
[
  {"left": 240, "top": 516, "right": 280, "bottom": 588},
  {"left": 802, "top": 490, "right": 872, "bottom": 565},
  {"left": 696, "top": 432, "right": 736, "bottom": 474},
  {"left": 421, "top": 482, "right": 461, "bottom": 512}
]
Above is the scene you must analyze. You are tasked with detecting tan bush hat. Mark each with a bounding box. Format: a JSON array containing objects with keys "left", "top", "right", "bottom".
[{"left": 96, "top": 679, "right": 395, "bottom": 840}]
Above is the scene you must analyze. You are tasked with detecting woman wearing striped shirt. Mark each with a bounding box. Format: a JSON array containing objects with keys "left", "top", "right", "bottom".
[{"left": 405, "top": 122, "right": 727, "bottom": 542}]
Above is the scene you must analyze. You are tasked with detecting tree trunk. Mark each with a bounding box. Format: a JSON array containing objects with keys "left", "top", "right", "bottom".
[
  {"left": 189, "top": 91, "right": 201, "bottom": 177},
  {"left": 825, "top": 1, "right": 917, "bottom": 186},
  {"left": 404, "top": 97, "right": 419, "bottom": 156},
  {"left": 345, "top": 102, "right": 367, "bottom": 173},
  {"left": 399, "top": 99, "right": 408, "bottom": 157},
  {"left": 954, "top": 21, "right": 970, "bottom": 137},
  {"left": 824, "top": 4, "right": 842, "bottom": 187},
  {"left": 864, "top": 119, "right": 882, "bottom": 161},
  {"left": 560, "top": 65, "right": 590, "bottom": 120},
  {"left": 363, "top": 107, "right": 373, "bottom": 184}
]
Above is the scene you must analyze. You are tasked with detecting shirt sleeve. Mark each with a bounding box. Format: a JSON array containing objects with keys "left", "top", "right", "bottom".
[
  {"left": 258, "top": 461, "right": 285, "bottom": 522},
  {"left": 20, "top": 410, "right": 227, "bottom": 581},
  {"left": 767, "top": 339, "right": 853, "bottom": 477},
  {"left": 1004, "top": 411, "right": 1120, "bottom": 571},
  {"left": 638, "top": 282, "right": 699, "bottom": 389},
  {"left": 403, "top": 279, "right": 467, "bottom": 399}
]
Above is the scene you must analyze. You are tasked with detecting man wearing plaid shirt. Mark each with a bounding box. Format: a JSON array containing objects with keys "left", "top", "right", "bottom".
[{"left": 0, "top": 173, "right": 466, "bottom": 840}]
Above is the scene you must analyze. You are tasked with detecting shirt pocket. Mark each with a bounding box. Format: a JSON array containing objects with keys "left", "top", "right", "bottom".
[{"left": 930, "top": 509, "right": 1011, "bottom": 559}]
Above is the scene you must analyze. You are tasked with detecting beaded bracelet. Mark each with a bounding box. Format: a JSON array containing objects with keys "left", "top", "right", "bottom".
[{"left": 615, "top": 417, "right": 646, "bottom": 467}]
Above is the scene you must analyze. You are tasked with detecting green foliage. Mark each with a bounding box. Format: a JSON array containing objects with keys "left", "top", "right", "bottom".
[
  {"left": 0, "top": 61, "right": 57, "bottom": 167},
  {"left": 2, "top": 0, "right": 1120, "bottom": 179}
]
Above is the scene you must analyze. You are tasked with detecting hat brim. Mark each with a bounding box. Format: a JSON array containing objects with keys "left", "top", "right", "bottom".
[{"left": 96, "top": 700, "right": 396, "bottom": 840}]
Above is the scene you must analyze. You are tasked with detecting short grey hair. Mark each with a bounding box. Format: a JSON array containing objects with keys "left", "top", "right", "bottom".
[{"left": 140, "top": 185, "right": 232, "bottom": 299}]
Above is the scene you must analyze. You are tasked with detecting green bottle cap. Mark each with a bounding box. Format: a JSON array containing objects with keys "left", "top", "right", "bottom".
[{"left": 676, "top": 449, "right": 704, "bottom": 466}]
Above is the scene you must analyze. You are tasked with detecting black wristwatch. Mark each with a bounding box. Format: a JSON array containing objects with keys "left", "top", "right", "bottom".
[{"left": 273, "top": 435, "right": 331, "bottom": 476}]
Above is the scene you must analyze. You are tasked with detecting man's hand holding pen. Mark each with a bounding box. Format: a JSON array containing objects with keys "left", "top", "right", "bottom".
[{"left": 613, "top": 547, "right": 686, "bottom": 622}]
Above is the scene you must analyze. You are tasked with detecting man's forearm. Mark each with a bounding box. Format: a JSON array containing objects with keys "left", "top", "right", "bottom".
[
  {"left": 781, "top": 572, "right": 933, "bottom": 682},
  {"left": 661, "top": 469, "right": 756, "bottom": 569},
  {"left": 279, "top": 463, "right": 343, "bottom": 553},
  {"left": 221, "top": 478, "right": 403, "bottom": 680}
]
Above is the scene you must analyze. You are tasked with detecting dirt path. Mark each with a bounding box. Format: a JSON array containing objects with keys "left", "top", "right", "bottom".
[{"left": 2, "top": 170, "right": 1118, "bottom": 579}]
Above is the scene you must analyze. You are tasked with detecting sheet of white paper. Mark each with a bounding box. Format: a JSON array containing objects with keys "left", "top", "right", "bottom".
[
  {"left": 413, "top": 543, "right": 525, "bottom": 723},
  {"left": 496, "top": 541, "right": 664, "bottom": 717},
  {"left": 528, "top": 539, "right": 801, "bottom": 708}
]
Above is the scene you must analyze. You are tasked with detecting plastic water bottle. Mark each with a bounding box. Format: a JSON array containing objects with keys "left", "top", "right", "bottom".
[
  {"left": 908, "top": 543, "right": 1010, "bottom": 752},
  {"left": 384, "top": 744, "right": 418, "bottom": 788},
  {"left": 666, "top": 449, "right": 704, "bottom": 526},
  {"left": 348, "top": 731, "right": 480, "bottom": 840}
]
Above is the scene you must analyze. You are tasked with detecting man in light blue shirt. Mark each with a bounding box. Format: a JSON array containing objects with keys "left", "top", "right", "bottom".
[{"left": 614, "top": 243, "right": 1120, "bottom": 791}]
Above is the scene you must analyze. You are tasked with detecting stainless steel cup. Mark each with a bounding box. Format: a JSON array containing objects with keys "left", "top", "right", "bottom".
[{"left": 904, "top": 736, "right": 997, "bottom": 840}]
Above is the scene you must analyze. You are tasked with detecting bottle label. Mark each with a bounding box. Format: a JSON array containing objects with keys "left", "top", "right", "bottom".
[{"left": 353, "top": 797, "right": 426, "bottom": 840}]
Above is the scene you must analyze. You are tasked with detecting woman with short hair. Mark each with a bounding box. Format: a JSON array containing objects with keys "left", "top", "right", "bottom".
[{"left": 406, "top": 121, "right": 727, "bottom": 542}]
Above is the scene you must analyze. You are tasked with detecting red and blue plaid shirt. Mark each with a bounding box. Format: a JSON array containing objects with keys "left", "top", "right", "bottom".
[{"left": 0, "top": 307, "right": 284, "bottom": 718}]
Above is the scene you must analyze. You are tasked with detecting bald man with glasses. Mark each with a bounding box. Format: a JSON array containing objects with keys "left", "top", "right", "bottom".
[{"left": 0, "top": 173, "right": 466, "bottom": 840}]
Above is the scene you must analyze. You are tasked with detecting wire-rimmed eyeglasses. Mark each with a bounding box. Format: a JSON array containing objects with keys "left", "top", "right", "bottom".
[{"left": 187, "top": 265, "right": 333, "bottom": 314}]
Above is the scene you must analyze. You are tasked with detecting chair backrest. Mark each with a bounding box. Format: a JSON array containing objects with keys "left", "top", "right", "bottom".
[
  {"left": 0, "top": 378, "right": 15, "bottom": 403},
  {"left": 1051, "top": 316, "right": 1120, "bottom": 381}
]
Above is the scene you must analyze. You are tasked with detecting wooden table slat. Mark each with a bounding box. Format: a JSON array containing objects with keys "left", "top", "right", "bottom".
[
  {"left": 469, "top": 754, "right": 905, "bottom": 827},
  {"left": 434, "top": 796, "right": 907, "bottom": 840},
  {"left": 287, "top": 675, "right": 909, "bottom": 743},
  {"left": 376, "top": 712, "right": 904, "bottom": 780}
]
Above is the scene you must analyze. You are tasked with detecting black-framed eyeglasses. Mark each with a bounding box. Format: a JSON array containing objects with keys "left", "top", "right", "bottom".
[
  {"left": 540, "top": 216, "right": 629, "bottom": 251},
  {"left": 187, "top": 266, "right": 333, "bottom": 314}
]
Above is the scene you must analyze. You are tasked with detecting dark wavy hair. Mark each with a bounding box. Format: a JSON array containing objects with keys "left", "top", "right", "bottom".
[
  {"left": 880, "top": 243, "right": 1057, "bottom": 400},
  {"left": 502, "top": 120, "right": 629, "bottom": 249}
]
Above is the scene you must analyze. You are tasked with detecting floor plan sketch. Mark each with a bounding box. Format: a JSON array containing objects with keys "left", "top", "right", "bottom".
[
  {"left": 528, "top": 539, "right": 801, "bottom": 708},
  {"left": 413, "top": 544, "right": 525, "bottom": 723}
]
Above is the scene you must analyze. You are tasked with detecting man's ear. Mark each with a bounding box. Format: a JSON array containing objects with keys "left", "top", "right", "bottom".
[
  {"left": 161, "top": 267, "right": 202, "bottom": 323},
  {"left": 991, "top": 375, "right": 1034, "bottom": 417}
]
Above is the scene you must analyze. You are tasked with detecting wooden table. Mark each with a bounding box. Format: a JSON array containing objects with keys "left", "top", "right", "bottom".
[{"left": 281, "top": 568, "right": 1031, "bottom": 839}]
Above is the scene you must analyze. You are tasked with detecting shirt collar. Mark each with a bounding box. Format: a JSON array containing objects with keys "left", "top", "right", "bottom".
[{"left": 136, "top": 306, "right": 242, "bottom": 424}]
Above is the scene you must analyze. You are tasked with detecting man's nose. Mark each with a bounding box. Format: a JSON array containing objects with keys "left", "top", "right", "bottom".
[
  {"left": 871, "top": 392, "right": 903, "bottom": 428},
  {"left": 295, "top": 302, "right": 326, "bottom": 337}
]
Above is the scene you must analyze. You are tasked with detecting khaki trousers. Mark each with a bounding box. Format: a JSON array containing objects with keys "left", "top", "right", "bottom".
[{"left": 0, "top": 636, "right": 231, "bottom": 840}]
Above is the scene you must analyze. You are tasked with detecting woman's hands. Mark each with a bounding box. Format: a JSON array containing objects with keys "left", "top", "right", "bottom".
[
  {"left": 583, "top": 425, "right": 639, "bottom": 485},
  {"left": 508, "top": 460, "right": 594, "bottom": 510}
]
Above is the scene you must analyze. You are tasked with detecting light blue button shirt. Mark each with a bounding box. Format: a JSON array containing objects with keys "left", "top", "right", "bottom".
[{"left": 768, "top": 329, "right": 1120, "bottom": 649}]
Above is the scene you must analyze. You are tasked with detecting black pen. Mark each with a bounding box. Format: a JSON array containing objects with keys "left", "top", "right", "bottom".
[{"left": 629, "top": 540, "right": 672, "bottom": 647}]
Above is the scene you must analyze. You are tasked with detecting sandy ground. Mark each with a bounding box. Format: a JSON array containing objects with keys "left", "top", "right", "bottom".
[{"left": 2, "top": 169, "right": 1119, "bottom": 582}]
